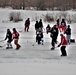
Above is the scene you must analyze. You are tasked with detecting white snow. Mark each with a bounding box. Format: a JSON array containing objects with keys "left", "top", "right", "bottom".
[{"left": 0, "top": 8, "right": 76, "bottom": 75}]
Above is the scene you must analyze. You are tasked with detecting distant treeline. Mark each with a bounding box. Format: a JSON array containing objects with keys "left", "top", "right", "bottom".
[{"left": 0, "top": 0, "right": 76, "bottom": 10}]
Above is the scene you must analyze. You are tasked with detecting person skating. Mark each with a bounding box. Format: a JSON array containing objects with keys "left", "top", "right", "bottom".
[
  {"left": 61, "top": 18, "right": 66, "bottom": 26},
  {"left": 56, "top": 19, "right": 60, "bottom": 26},
  {"left": 60, "top": 23, "right": 66, "bottom": 33},
  {"left": 38, "top": 19, "right": 43, "bottom": 32},
  {"left": 35, "top": 21, "right": 39, "bottom": 34},
  {"left": 36, "top": 31, "right": 44, "bottom": 45},
  {"left": 58, "top": 33, "right": 67, "bottom": 56},
  {"left": 46, "top": 24, "right": 51, "bottom": 34},
  {"left": 50, "top": 25, "right": 59, "bottom": 50},
  {"left": 4, "top": 29, "right": 13, "bottom": 49},
  {"left": 24, "top": 18, "right": 30, "bottom": 32},
  {"left": 12, "top": 28, "right": 21, "bottom": 50},
  {"left": 65, "top": 25, "right": 71, "bottom": 44}
]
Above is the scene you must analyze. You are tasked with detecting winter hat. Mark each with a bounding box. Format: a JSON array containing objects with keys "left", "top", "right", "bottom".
[
  {"left": 13, "top": 28, "right": 16, "bottom": 32},
  {"left": 68, "top": 25, "right": 70, "bottom": 28}
]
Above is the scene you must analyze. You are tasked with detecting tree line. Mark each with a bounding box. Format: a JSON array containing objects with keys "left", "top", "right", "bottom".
[{"left": 0, "top": 0, "right": 76, "bottom": 10}]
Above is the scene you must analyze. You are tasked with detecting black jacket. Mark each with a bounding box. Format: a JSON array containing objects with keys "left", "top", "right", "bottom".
[
  {"left": 65, "top": 28, "right": 71, "bottom": 35},
  {"left": 5, "top": 32, "right": 12, "bottom": 41},
  {"left": 39, "top": 21, "right": 43, "bottom": 28},
  {"left": 51, "top": 27, "right": 58, "bottom": 39},
  {"left": 25, "top": 19, "right": 30, "bottom": 26},
  {"left": 35, "top": 22, "right": 39, "bottom": 29}
]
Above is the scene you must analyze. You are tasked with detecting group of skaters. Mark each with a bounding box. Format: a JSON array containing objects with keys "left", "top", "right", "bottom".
[
  {"left": 4, "top": 28, "right": 21, "bottom": 50},
  {"left": 34, "top": 18, "right": 72, "bottom": 56},
  {"left": 49, "top": 18, "right": 72, "bottom": 56},
  {"left": 3, "top": 18, "right": 72, "bottom": 56},
  {"left": 24, "top": 18, "right": 44, "bottom": 45}
]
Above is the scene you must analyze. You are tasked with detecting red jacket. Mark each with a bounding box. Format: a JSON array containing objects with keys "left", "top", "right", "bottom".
[
  {"left": 60, "top": 35, "right": 67, "bottom": 45},
  {"left": 12, "top": 32, "right": 19, "bottom": 39},
  {"left": 60, "top": 26, "right": 66, "bottom": 32}
]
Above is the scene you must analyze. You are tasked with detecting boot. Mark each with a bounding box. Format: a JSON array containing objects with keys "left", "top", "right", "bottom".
[
  {"left": 16, "top": 44, "right": 21, "bottom": 50},
  {"left": 51, "top": 47, "right": 55, "bottom": 50},
  {"left": 6, "top": 47, "right": 9, "bottom": 49}
]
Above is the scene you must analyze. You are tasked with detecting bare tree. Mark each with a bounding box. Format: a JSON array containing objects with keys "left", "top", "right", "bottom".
[
  {"left": 0, "top": 0, "right": 76, "bottom": 10},
  {"left": 36, "top": 0, "right": 46, "bottom": 10}
]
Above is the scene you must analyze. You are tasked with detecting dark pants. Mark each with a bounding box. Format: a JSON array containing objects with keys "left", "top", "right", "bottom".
[
  {"left": 7, "top": 39, "right": 12, "bottom": 48},
  {"left": 60, "top": 46, "right": 67, "bottom": 56},
  {"left": 25, "top": 26, "right": 29, "bottom": 32},
  {"left": 7, "top": 39, "right": 12, "bottom": 43},
  {"left": 51, "top": 38, "right": 57, "bottom": 48},
  {"left": 36, "top": 37, "right": 41, "bottom": 44},
  {"left": 14, "top": 39, "right": 21, "bottom": 49}
]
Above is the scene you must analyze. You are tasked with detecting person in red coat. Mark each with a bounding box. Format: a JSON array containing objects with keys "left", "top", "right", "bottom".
[
  {"left": 58, "top": 33, "right": 67, "bottom": 56},
  {"left": 12, "top": 28, "right": 21, "bottom": 50},
  {"left": 60, "top": 23, "right": 66, "bottom": 33}
]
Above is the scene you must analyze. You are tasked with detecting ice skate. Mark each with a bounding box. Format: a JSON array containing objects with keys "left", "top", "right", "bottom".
[
  {"left": 6, "top": 47, "right": 9, "bottom": 49},
  {"left": 51, "top": 47, "right": 55, "bottom": 50}
]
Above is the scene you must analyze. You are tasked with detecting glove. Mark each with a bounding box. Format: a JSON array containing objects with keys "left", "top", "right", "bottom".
[{"left": 58, "top": 44, "right": 60, "bottom": 47}]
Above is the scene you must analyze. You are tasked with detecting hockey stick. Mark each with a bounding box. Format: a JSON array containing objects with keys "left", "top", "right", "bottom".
[
  {"left": 19, "top": 30, "right": 23, "bottom": 32},
  {"left": 32, "top": 42, "right": 36, "bottom": 46},
  {"left": 26, "top": 40, "right": 36, "bottom": 46},
  {"left": 0, "top": 43, "right": 7, "bottom": 48},
  {"left": 51, "top": 46, "right": 58, "bottom": 50}
]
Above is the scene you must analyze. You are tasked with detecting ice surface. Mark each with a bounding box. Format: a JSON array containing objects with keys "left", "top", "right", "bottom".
[{"left": 0, "top": 8, "right": 76, "bottom": 75}]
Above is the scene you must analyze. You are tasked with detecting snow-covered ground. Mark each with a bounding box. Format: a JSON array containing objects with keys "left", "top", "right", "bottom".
[{"left": 0, "top": 8, "right": 76, "bottom": 75}]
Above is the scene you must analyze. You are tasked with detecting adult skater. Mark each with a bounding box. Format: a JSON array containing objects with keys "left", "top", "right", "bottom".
[
  {"left": 4, "top": 29, "right": 13, "bottom": 49},
  {"left": 60, "top": 23, "right": 66, "bottom": 33},
  {"left": 56, "top": 19, "right": 60, "bottom": 26},
  {"left": 35, "top": 21, "right": 39, "bottom": 34},
  {"left": 12, "top": 28, "right": 21, "bottom": 50},
  {"left": 24, "top": 18, "right": 30, "bottom": 32},
  {"left": 38, "top": 19, "right": 43, "bottom": 32},
  {"left": 50, "top": 25, "right": 58, "bottom": 50},
  {"left": 46, "top": 24, "right": 51, "bottom": 34},
  {"left": 61, "top": 18, "right": 66, "bottom": 26},
  {"left": 65, "top": 25, "right": 71, "bottom": 44},
  {"left": 58, "top": 33, "right": 67, "bottom": 56}
]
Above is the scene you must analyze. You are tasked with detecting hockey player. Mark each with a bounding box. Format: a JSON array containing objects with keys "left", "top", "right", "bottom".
[
  {"left": 24, "top": 18, "right": 30, "bottom": 32},
  {"left": 50, "top": 25, "right": 59, "bottom": 50},
  {"left": 46, "top": 24, "right": 51, "bottom": 34},
  {"left": 35, "top": 21, "right": 39, "bottom": 34},
  {"left": 56, "top": 19, "right": 60, "bottom": 26},
  {"left": 4, "top": 29, "right": 13, "bottom": 49},
  {"left": 12, "top": 28, "right": 21, "bottom": 50},
  {"left": 65, "top": 25, "right": 71, "bottom": 44},
  {"left": 60, "top": 23, "right": 66, "bottom": 33},
  {"left": 61, "top": 18, "right": 66, "bottom": 26},
  {"left": 36, "top": 31, "right": 44, "bottom": 45},
  {"left": 58, "top": 33, "right": 67, "bottom": 56},
  {"left": 38, "top": 19, "right": 43, "bottom": 32}
]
